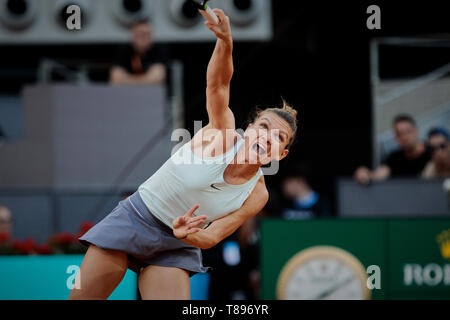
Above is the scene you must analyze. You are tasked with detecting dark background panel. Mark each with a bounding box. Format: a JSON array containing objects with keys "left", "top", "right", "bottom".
[{"left": 0, "top": 1, "right": 449, "bottom": 213}]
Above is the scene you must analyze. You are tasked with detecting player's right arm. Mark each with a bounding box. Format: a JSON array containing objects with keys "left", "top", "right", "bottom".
[{"left": 204, "top": 9, "right": 235, "bottom": 131}]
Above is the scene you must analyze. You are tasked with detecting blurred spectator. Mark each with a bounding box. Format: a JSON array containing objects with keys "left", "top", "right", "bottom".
[
  {"left": 203, "top": 231, "right": 246, "bottom": 300},
  {"left": 203, "top": 188, "right": 279, "bottom": 300},
  {"left": 354, "top": 114, "right": 431, "bottom": 184},
  {"left": 281, "top": 165, "right": 332, "bottom": 219},
  {"left": 109, "top": 19, "right": 167, "bottom": 85},
  {"left": 237, "top": 216, "right": 262, "bottom": 300},
  {"left": 422, "top": 128, "right": 450, "bottom": 179},
  {"left": 0, "top": 204, "right": 12, "bottom": 237}
]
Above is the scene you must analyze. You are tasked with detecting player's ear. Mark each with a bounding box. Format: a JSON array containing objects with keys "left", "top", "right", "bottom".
[{"left": 278, "top": 149, "right": 289, "bottom": 161}]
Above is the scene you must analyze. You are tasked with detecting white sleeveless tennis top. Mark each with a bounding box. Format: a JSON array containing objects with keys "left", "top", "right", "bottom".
[{"left": 138, "top": 137, "right": 263, "bottom": 229}]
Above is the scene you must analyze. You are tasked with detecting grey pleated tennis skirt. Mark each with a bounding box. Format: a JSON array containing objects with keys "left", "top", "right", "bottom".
[{"left": 79, "top": 191, "right": 212, "bottom": 277}]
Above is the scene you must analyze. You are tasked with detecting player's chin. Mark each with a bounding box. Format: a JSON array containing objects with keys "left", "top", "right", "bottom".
[
  {"left": 260, "top": 156, "right": 275, "bottom": 166},
  {"left": 253, "top": 155, "right": 272, "bottom": 166}
]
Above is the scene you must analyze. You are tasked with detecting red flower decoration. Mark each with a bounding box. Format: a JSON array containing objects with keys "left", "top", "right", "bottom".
[
  {"left": 12, "top": 238, "right": 35, "bottom": 255},
  {"left": 50, "top": 232, "right": 76, "bottom": 245},
  {"left": 80, "top": 221, "right": 94, "bottom": 234},
  {"left": 34, "top": 244, "right": 53, "bottom": 255},
  {"left": 0, "top": 232, "right": 10, "bottom": 244}
]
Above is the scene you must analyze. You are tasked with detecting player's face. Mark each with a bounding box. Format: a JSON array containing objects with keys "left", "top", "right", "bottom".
[{"left": 244, "top": 112, "right": 292, "bottom": 165}]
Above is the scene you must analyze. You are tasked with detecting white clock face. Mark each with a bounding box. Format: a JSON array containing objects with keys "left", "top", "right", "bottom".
[{"left": 277, "top": 246, "right": 370, "bottom": 300}]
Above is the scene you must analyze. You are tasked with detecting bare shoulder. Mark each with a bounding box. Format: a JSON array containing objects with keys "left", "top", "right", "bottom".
[{"left": 191, "top": 125, "right": 241, "bottom": 157}]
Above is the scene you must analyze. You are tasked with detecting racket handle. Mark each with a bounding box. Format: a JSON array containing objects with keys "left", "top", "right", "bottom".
[{"left": 199, "top": 4, "right": 220, "bottom": 25}]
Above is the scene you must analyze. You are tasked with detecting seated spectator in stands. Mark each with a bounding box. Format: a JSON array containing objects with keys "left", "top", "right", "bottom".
[
  {"left": 203, "top": 187, "right": 280, "bottom": 300},
  {"left": 0, "top": 204, "right": 12, "bottom": 237},
  {"left": 203, "top": 231, "right": 247, "bottom": 300},
  {"left": 354, "top": 114, "right": 431, "bottom": 184},
  {"left": 281, "top": 165, "right": 332, "bottom": 219},
  {"left": 422, "top": 128, "right": 450, "bottom": 179},
  {"left": 109, "top": 19, "right": 167, "bottom": 85},
  {"left": 233, "top": 194, "right": 279, "bottom": 300}
]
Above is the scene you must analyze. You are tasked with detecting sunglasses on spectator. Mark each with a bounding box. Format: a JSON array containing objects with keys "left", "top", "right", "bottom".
[{"left": 431, "top": 143, "right": 447, "bottom": 152}]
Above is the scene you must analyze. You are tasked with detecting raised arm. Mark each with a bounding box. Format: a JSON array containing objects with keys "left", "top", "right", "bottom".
[{"left": 204, "top": 9, "right": 235, "bottom": 130}]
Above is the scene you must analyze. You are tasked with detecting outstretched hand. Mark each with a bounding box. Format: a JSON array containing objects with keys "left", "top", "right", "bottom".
[
  {"left": 172, "top": 205, "right": 207, "bottom": 240},
  {"left": 204, "top": 9, "right": 232, "bottom": 42}
]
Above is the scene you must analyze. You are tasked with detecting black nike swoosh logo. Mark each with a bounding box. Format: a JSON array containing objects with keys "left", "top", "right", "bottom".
[{"left": 211, "top": 183, "right": 221, "bottom": 190}]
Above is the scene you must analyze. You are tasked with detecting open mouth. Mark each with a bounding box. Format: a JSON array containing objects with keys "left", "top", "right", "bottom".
[{"left": 252, "top": 142, "right": 267, "bottom": 156}]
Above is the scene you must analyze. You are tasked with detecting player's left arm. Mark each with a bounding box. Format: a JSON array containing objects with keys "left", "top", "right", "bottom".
[{"left": 178, "top": 177, "right": 268, "bottom": 249}]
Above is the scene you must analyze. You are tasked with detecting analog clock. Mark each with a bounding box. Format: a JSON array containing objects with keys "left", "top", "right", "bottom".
[{"left": 276, "top": 246, "right": 370, "bottom": 300}]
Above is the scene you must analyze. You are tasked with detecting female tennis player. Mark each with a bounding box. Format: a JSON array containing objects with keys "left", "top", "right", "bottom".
[{"left": 70, "top": 8, "right": 298, "bottom": 300}]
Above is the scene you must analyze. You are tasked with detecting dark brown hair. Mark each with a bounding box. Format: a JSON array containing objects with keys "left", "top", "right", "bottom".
[
  {"left": 250, "top": 99, "right": 298, "bottom": 149},
  {"left": 393, "top": 114, "right": 416, "bottom": 127}
]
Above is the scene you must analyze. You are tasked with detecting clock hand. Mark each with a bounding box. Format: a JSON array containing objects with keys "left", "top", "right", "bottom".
[{"left": 312, "top": 276, "right": 355, "bottom": 300}]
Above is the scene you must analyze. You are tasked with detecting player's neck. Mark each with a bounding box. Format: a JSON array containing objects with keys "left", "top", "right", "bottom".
[{"left": 225, "top": 163, "right": 259, "bottom": 182}]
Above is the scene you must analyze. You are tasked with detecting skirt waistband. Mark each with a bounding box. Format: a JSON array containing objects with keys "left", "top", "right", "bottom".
[{"left": 127, "top": 191, "right": 173, "bottom": 234}]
